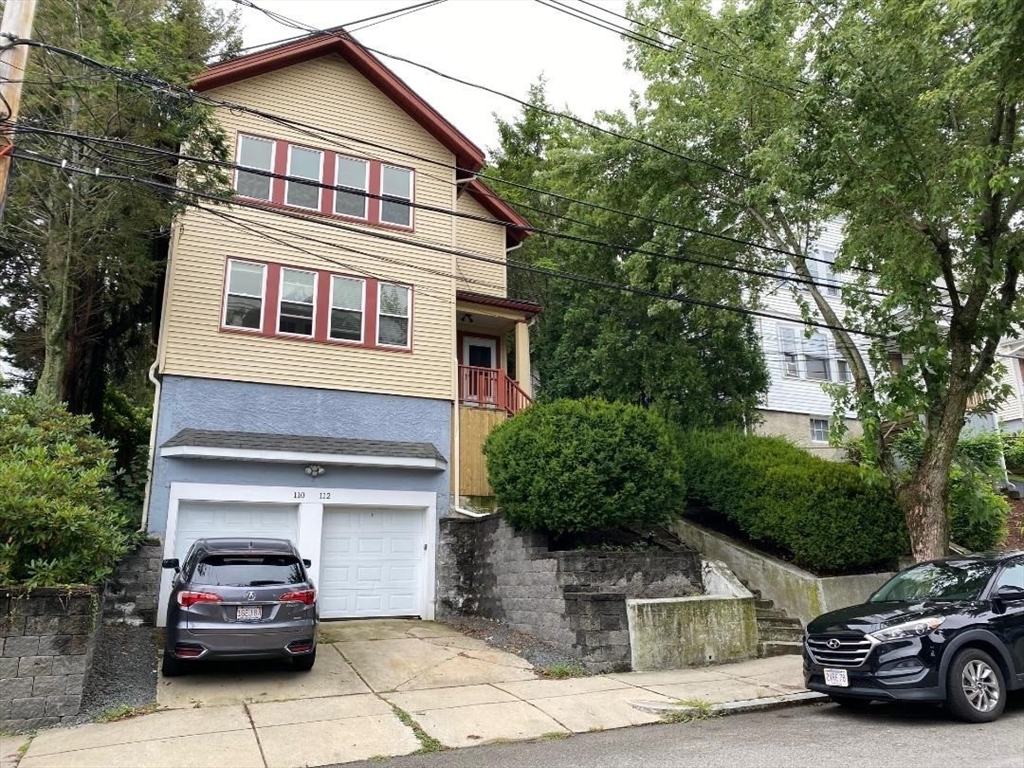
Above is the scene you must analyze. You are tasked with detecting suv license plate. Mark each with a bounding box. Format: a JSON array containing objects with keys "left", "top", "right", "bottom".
[
  {"left": 236, "top": 606, "right": 262, "bottom": 622},
  {"left": 824, "top": 668, "right": 849, "bottom": 687}
]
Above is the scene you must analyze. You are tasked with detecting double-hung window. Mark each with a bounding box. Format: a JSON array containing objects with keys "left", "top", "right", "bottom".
[
  {"left": 837, "top": 358, "right": 853, "bottom": 383},
  {"left": 286, "top": 146, "right": 323, "bottom": 210},
  {"left": 817, "top": 248, "right": 841, "bottom": 297},
  {"left": 810, "top": 418, "right": 830, "bottom": 443},
  {"left": 804, "top": 331, "right": 832, "bottom": 381},
  {"left": 377, "top": 282, "right": 411, "bottom": 347},
  {"left": 334, "top": 156, "right": 369, "bottom": 219},
  {"left": 330, "top": 276, "right": 364, "bottom": 342},
  {"left": 381, "top": 166, "right": 413, "bottom": 227},
  {"left": 779, "top": 326, "right": 801, "bottom": 377},
  {"left": 235, "top": 136, "right": 274, "bottom": 201},
  {"left": 278, "top": 268, "right": 316, "bottom": 336},
  {"left": 224, "top": 260, "right": 265, "bottom": 330}
]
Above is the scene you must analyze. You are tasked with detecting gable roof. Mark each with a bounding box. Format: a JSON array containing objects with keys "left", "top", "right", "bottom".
[
  {"left": 464, "top": 178, "right": 532, "bottom": 245},
  {"left": 194, "top": 28, "right": 485, "bottom": 173}
]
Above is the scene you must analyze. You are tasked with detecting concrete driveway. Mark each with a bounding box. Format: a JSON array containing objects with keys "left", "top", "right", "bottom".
[{"left": 157, "top": 619, "right": 538, "bottom": 708}]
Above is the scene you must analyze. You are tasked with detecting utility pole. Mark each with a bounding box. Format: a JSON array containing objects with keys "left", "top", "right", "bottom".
[{"left": 0, "top": 0, "right": 39, "bottom": 216}]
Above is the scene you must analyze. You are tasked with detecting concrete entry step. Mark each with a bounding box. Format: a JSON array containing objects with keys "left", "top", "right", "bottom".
[
  {"left": 755, "top": 608, "right": 788, "bottom": 620},
  {"left": 758, "top": 625, "right": 806, "bottom": 642},
  {"left": 754, "top": 599, "right": 775, "bottom": 610},
  {"left": 758, "top": 640, "right": 803, "bottom": 657}
]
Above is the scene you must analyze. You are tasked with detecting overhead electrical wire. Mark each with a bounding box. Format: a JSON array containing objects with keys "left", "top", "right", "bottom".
[{"left": 9, "top": 146, "right": 887, "bottom": 339}]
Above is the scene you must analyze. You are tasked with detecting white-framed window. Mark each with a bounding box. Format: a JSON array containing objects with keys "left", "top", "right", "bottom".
[
  {"left": 380, "top": 165, "right": 413, "bottom": 227},
  {"left": 223, "top": 260, "right": 266, "bottom": 330},
  {"left": 817, "top": 248, "right": 841, "bottom": 297},
  {"left": 377, "top": 282, "right": 411, "bottom": 347},
  {"left": 286, "top": 145, "right": 323, "bottom": 210},
  {"left": 837, "top": 358, "right": 853, "bottom": 383},
  {"left": 329, "top": 275, "right": 364, "bottom": 342},
  {"left": 235, "top": 135, "right": 274, "bottom": 201},
  {"left": 334, "top": 156, "right": 369, "bottom": 219},
  {"left": 810, "top": 417, "right": 830, "bottom": 443},
  {"left": 804, "top": 331, "right": 832, "bottom": 381},
  {"left": 278, "top": 268, "right": 316, "bottom": 336},
  {"left": 778, "top": 326, "right": 801, "bottom": 378}
]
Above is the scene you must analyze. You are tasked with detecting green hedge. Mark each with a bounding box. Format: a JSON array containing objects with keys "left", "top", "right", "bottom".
[
  {"left": 1003, "top": 432, "right": 1024, "bottom": 475},
  {"left": 0, "top": 395, "right": 130, "bottom": 587},
  {"left": 677, "top": 430, "right": 908, "bottom": 575},
  {"left": 484, "top": 399, "right": 684, "bottom": 536}
]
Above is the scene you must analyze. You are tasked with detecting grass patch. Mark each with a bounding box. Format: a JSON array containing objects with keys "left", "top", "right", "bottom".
[
  {"left": 95, "top": 703, "right": 159, "bottom": 723},
  {"left": 389, "top": 704, "right": 448, "bottom": 754},
  {"left": 538, "top": 731, "right": 571, "bottom": 741},
  {"left": 661, "top": 699, "right": 718, "bottom": 724},
  {"left": 537, "top": 663, "right": 589, "bottom": 679},
  {"left": 18, "top": 739, "right": 32, "bottom": 756}
]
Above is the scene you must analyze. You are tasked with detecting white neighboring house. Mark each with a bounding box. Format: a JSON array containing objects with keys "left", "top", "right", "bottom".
[
  {"left": 996, "top": 338, "right": 1024, "bottom": 433},
  {"left": 751, "top": 219, "right": 871, "bottom": 459}
]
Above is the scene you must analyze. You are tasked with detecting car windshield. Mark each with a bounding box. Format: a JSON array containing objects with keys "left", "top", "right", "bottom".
[
  {"left": 869, "top": 560, "right": 998, "bottom": 603},
  {"left": 191, "top": 554, "right": 304, "bottom": 587}
]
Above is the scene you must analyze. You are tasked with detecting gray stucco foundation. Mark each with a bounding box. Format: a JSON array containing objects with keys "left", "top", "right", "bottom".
[{"left": 147, "top": 376, "right": 452, "bottom": 535}]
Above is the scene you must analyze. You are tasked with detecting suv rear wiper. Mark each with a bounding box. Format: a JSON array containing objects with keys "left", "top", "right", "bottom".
[{"left": 248, "top": 580, "right": 285, "bottom": 586}]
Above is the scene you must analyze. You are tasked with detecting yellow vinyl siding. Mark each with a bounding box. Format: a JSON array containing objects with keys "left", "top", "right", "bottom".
[
  {"left": 160, "top": 55, "right": 460, "bottom": 401},
  {"left": 454, "top": 193, "right": 507, "bottom": 296}
]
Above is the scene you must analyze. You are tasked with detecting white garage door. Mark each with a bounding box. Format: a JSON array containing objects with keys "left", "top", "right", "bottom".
[
  {"left": 319, "top": 507, "right": 424, "bottom": 619},
  {"left": 173, "top": 501, "right": 300, "bottom": 561}
]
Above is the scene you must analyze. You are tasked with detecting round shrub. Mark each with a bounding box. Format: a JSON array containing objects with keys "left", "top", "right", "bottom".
[
  {"left": 949, "top": 470, "right": 1008, "bottom": 551},
  {"left": 0, "top": 394, "right": 130, "bottom": 586},
  {"left": 677, "top": 430, "right": 908, "bottom": 575},
  {"left": 483, "top": 399, "right": 684, "bottom": 536}
]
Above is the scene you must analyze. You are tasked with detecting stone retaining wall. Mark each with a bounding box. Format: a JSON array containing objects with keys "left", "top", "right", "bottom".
[
  {"left": 1, "top": 587, "right": 99, "bottom": 732},
  {"left": 437, "top": 515, "right": 702, "bottom": 671},
  {"left": 102, "top": 543, "right": 163, "bottom": 626}
]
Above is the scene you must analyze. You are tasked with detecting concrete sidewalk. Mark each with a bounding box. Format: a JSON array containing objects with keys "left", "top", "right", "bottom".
[{"left": 9, "top": 654, "right": 813, "bottom": 768}]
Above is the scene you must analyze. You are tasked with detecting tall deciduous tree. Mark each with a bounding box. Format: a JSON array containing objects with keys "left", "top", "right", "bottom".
[
  {"left": 628, "top": 0, "right": 1023, "bottom": 559},
  {"left": 0, "top": 0, "right": 239, "bottom": 418}
]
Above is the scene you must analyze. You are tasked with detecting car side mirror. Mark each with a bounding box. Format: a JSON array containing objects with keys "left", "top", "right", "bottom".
[
  {"left": 162, "top": 558, "right": 180, "bottom": 571},
  {"left": 995, "top": 584, "right": 1024, "bottom": 602},
  {"left": 302, "top": 559, "right": 312, "bottom": 568}
]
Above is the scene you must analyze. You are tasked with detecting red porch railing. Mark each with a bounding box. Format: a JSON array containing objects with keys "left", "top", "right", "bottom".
[{"left": 458, "top": 365, "right": 532, "bottom": 417}]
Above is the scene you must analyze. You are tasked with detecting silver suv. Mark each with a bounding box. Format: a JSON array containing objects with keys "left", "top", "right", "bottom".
[{"left": 161, "top": 538, "right": 318, "bottom": 676}]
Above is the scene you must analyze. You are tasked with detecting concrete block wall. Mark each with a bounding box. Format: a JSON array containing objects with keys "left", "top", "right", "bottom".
[
  {"left": 102, "top": 543, "right": 164, "bottom": 626},
  {"left": 1, "top": 587, "right": 99, "bottom": 731},
  {"left": 438, "top": 515, "right": 702, "bottom": 671}
]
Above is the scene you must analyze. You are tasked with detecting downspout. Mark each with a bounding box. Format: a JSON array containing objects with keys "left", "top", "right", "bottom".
[
  {"left": 139, "top": 361, "right": 161, "bottom": 533},
  {"left": 453, "top": 352, "right": 461, "bottom": 511}
]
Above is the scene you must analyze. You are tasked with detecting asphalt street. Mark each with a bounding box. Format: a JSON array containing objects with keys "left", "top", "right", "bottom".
[{"left": 341, "top": 696, "right": 1024, "bottom": 768}]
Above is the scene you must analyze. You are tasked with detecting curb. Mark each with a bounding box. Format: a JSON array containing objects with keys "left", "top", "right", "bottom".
[{"left": 631, "top": 690, "right": 828, "bottom": 717}]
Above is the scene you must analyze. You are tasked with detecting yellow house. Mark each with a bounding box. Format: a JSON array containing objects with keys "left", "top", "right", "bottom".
[{"left": 147, "top": 29, "right": 539, "bottom": 624}]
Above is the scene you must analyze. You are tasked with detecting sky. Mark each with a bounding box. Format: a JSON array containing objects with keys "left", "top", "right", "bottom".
[{"left": 212, "top": 0, "right": 645, "bottom": 153}]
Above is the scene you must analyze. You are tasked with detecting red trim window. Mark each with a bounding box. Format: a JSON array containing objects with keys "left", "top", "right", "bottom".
[
  {"left": 234, "top": 133, "right": 415, "bottom": 231},
  {"left": 223, "top": 259, "right": 267, "bottom": 331},
  {"left": 220, "top": 258, "right": 412, "bottom": 353}
]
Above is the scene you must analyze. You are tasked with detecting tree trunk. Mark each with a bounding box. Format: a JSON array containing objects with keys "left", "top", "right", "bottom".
[
  {"left": 898, "top": 457, "right": 952, "bottom": 562},
  {"left": 36, "top": 236, "right": 74, "bottom": 404}
]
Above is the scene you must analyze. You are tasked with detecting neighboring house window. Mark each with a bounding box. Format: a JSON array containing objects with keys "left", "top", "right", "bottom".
[
  {"left": 286, "top": 146, "right": 323, "bottom": 210},
  {"left": 223, "top": 260, "right": 265, "bottom": 330},
  {"left": 779, "top": 326, "right": 801, "bottom": 378},
  {"left": 330, "top": 275, "right": 364, "bottom": 342},
  {"left": 837, "top": 358, "right": 853, "bottom": 383},
  {"left": 278, "top": 268, "right": 316, "bottom": 336},
  {"left": 220, "top": 259, "right": 410, "bottom": 352},
  {"left": 817, "top": 248, "right": 841, "bottom": 297},
  {"left": 804, "top": 332, "right": 832, "bottom": 381},
  {"left": 232, "top": 134, "right": 414, "bottom": 230},
  {"left": 810, "top": 418, "right": 830, "bottom": 443},
  {"left": 381, "top": 166, "right": 413, "bottom": 227},
  {"left": 235, "top": 136, "right": 274, "bottom": 201},
  {"left": 335, "top": 156, "right": 369, "bottom": 219},
  {"left": 378, "top": 282, "right": 411, "bottom": 347}
]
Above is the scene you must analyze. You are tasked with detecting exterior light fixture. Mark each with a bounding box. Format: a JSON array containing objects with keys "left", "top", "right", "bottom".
[{"left": 304, "top": 464, "right": 325, "bottom": 478}]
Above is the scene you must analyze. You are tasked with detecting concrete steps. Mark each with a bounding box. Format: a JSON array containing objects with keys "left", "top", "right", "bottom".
[{"left": 742, "top": 582, "right": 805, "bottom": 658}]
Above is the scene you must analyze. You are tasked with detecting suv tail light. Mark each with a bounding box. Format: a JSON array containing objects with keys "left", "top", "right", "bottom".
[
  {"left": 279, "top": 589, "right": 316, "bottom": 605},
  {"left": 178, "top": 591, "right": 223, "bottom": 608}
]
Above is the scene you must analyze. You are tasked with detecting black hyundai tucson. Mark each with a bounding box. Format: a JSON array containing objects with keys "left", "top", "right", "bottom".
[{"left": 803, "top": 551, "right": 1024, "bottom": 722}]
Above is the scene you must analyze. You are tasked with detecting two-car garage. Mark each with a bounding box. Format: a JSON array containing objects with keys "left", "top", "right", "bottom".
[{"left": 158, "top": 487, "right": 435, "bottom": 627}]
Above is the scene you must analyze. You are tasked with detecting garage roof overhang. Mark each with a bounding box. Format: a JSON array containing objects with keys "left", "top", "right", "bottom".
[{"left": 161, "top": 429, "right": 446, "bottom": 471}]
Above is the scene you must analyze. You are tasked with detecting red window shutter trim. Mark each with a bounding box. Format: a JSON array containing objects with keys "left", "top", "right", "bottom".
[
  {"left": 320, "top": 153, "right": 336, "bottom": 217},
  {"left": 365, "top": 278, "right": 379, "bottom": 349},
  {"left": 263, "top": 263, "right": 282, "bottom": 336},
  {"left": 314, "top": 271, "right": 331, "bottom": 343},
  {"left": 271, "top": 141, "right": 288, "bottom": 203},
  {"left": 368, "top": 162, "right": 382, "bottom": 225}
]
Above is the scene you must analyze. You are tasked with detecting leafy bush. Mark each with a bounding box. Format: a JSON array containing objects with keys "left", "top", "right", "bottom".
[
  {"left": 484, "top": 399, "right": 684, "bottom": 536},
  {"left": 1003, "top": 432, "right": 1024, "bottom": 475},
  {"left": 677, "top": 430, "right": 908, "bottom": 575},
  {"left": 893, "top": 429, "right": 1008, "bottom": 551},
  {"left": 0, "top": 395, "right": 130, "bottom": 586},
  {"left": 100, "top": 389, "right": 152, "bottom": 526}
]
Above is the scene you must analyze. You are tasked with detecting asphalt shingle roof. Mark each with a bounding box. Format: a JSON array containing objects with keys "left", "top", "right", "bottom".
[{"left": 162, "top": 428, "right": 446, "bottom": 463}]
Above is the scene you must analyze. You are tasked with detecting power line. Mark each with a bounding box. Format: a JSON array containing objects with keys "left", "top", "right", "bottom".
[
  {"left": 228, "top": 0, "right": 752, "bottom": 182},
  {"left": 9, "top": 122, "right": 914, "bottom": 304},
  {"left": 9, "top": 35, "right": 882, "bottom": 279},
  {"left": 9, "top": 147, "right": 886, "bottom": 339},
  {"left": 347, "top": 0, "right": 448, "bottom": 33}
]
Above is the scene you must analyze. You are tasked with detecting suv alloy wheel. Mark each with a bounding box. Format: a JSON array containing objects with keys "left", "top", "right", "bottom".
[{"left": 944, "top": 648, "right": 1006, "bottom": 723}]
